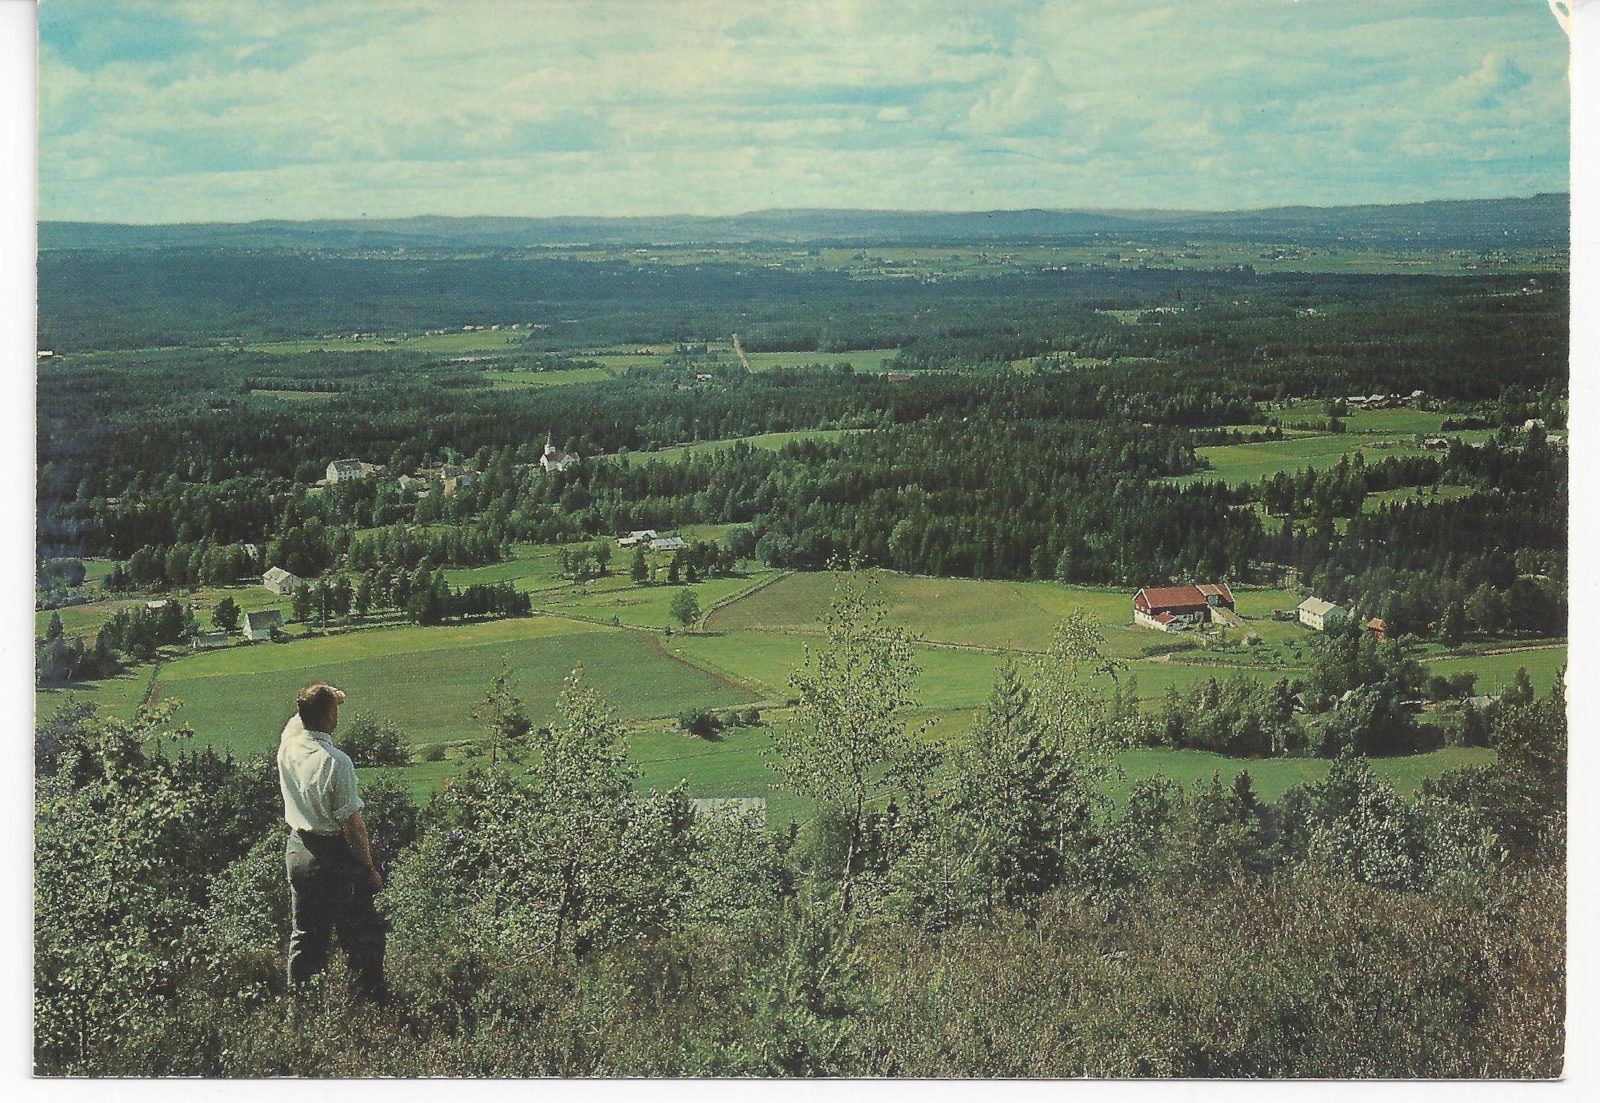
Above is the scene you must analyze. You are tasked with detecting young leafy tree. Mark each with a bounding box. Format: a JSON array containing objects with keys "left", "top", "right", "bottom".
[
  {"left": 34, "top": 700, "right": 202, "bottom": 1070},
  {"left": 669, "top": 586, "right": 702, "bottom": 630},
  {"left": 472, "top": 658, "right": 533, "bottom": 768},
  {"left": 1027, "top": 611, "right": 1127, "bottom": 882},
  {"left": 889, "top": 659, "right": 1066, "bottom": 928},
  {"left": 290, "top": 582, "right": 313, "bottom": 623},
  {"left": 209, "top": 596, "right": 240, "bottom": 633},
  {"left": 387, "top": 666, "right": 693, "bottom": 966},
  {"left": 1439, "top": 600, "right": 1466, "bottom": 647},
  {"left": 769, "top": 573, "right": 937, "bottom": 913}
]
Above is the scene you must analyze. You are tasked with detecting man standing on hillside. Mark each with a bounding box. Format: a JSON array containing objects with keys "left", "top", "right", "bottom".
[{"left": 277, "top": 683, "right": 388, "bottom": 1001}]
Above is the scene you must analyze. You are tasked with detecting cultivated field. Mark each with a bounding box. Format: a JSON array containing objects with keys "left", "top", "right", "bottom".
[{"left": 37, "top": 556, "right": 1560, "bottom": 817}]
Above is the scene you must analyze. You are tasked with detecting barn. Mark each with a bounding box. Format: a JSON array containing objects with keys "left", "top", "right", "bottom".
[{"left": 1133, "top": 583, "right": 1234, "bottom": 631}]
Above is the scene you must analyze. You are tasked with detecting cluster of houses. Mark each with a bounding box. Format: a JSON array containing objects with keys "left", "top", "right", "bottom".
[
  {"left": 1132, "top": 584, "right": 1385, "bottom": 642},
  {"left": 1342, "top": 390, "right": 1425, "bottom": 411},
  {"left": 324, "top": 433, "right": 580, "bottom": 501},
  {"left": 616, "top": 529, "right": 686, "bottom": 552}
]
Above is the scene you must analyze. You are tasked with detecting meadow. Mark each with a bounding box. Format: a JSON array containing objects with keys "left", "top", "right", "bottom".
[
  {"left": 613, "top": 428, "right": 870, "bottom": 465},
  {"left": 38, "top": 550, "right": 1559, "bottom": 812},
  {"left": 147, "top": 616, "right": 756, "bottom": 759}
]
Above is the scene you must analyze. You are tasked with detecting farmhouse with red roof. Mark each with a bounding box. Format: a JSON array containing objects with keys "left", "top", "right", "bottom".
[{"left": 1133, "top": 582, "right": 1235, "bottom": 631}]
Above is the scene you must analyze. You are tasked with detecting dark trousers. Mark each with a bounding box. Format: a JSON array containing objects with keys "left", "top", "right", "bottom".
[{"left": 285, "top": 829, "right": 387, "bottom": 1000}]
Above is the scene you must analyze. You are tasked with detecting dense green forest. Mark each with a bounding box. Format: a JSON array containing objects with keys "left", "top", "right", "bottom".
[{"left": 37, "top": 252, "right": 1566, "bottom": 625}]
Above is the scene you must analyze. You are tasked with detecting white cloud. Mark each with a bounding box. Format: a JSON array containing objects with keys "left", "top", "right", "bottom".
[{"left": 36, "top": 0, "right": 1571, "bottom": 220}]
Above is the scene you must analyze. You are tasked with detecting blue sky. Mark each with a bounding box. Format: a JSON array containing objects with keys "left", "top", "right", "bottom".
[{"left": 36, "top": 0, "right": 1571, "bottom": 222}]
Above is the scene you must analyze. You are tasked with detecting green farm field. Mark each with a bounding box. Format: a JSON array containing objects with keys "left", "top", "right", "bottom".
[
  {"left": 1425, "top": 644, "right": 1567, "bottom": 695},
  {"left": 740, "top": 348, "right": 899, "bottom": 373},
  {"left": 142, "top": 617, "right": 757, "bottom": 759},
  {"left": 241, "top": 329, "right": 530, "bottom": 355},
  {"left": 1178, "top": 435, "right": 1439, "bottom": 487},
  {"left": 483, "top": 367, "right": 615, "bottom": 389},
  {"left": 36, "top": 559, "right": 1554, "bottom": 814},
  {"left": 36, "top": 583, "right": 296, "bottom": 641},
  {"left": 617, "top": 428, "right": 869, "bottom": 465}
]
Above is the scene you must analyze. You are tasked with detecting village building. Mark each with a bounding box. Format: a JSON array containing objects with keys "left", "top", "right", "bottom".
[
  {"left": 1297, "top": 597, "right": 1347, "bottom": 632},
  {"left": 243, "top": 609, "right": 284, "bottom": 641},
  {"left": 617, "top": 529, "right": 659, "bottom": 549},
  {"left": 1132, "top": 582, "right": 1234, "bottom": 631},
  {"left": 1522, "top": 418, "right": 1546, "bottom": 432},
  {"left": 1365, "top": 617, "right": 1387, "bottom": 644},
  {"left": 441, "top": 472, "right": 478, "bottom": 497},
  {"left": 326, "top": 458, "right": 379, "bottom": 483},
  {"left": 191, "top": 630, "right": 231, "bottom": 651},
  {"left": 145, "top": 599, "right": 169, "bottom": 611},
  {"left": 651, "top": 535, "right": 687, "bottom": 552},
  {"left": 539, "top": 433, "right": 581, "bottom": 473},
  {"left": 1422, "top": 437, "right": 1450, "bottom": 451},
  {"left": 262, "top": 566, "right": 300, "bottom": 595}
]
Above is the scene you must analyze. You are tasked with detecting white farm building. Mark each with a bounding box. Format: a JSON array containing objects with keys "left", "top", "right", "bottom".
[
  {"left": 263, "top": 566, "right": 301, "bottom": 595},
  {"left": 326, "top": 458, "right": 380, "bottom": 483},
  {"left": 1297, "top": 597, "right": 1348, "bottom": 632},
  {"left": 243, "top": 609, "right": 285, "bottom": 641}
]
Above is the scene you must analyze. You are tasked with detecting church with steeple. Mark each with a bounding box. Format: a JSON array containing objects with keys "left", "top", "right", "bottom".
[{"left": 539, "top": 432, "right": 581, "bottom": 473}]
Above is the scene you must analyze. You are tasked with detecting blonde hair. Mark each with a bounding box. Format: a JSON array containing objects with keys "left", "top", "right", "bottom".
[{"left": 296, "top": 683, "right": 344, "bottom": 729}]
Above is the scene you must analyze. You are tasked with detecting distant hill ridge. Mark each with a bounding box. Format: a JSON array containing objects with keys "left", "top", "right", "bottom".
[{"left": 39, "top": 193, "right": 1568, "bottom": 251}]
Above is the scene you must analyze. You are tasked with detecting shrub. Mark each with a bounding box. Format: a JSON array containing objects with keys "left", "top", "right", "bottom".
[
  {"left": 335, "top": 712, "right": 411, "bottom": 767},
  {"left": 678, "top": 708, "right": 721, "bottom": 738}
]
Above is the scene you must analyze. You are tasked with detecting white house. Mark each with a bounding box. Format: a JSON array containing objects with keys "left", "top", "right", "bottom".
[
  {"left": 263, "top": 566, "right": 300, "bottom": 595},
  {"left": 243, "top": 609, "right": 284, "bottom": 641},
  {"left": 1297, "top": 597, "right": 1347, "bottom": 632},
  {"left": 326, "top": 458, "right": 379, "bottom": 483}
]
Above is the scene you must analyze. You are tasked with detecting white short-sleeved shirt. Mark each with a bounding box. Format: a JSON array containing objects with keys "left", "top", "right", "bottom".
[{"left": 277, "top": 712, "right": 364, "bottom": 835}]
